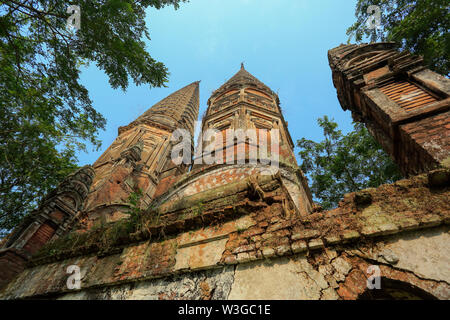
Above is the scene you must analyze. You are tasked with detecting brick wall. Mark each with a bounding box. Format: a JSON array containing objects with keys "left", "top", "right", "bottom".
[
  {"left": 153, "top": 175, "right": 178, "bottom": 199},
  {"left": 0, "top": 249, "right": 28, "bottom": 290},
  {"left": 399, "top": 111, "right": 450, "bottom": 174},
  {"left": 22, "top": 222, "right": 56, "bottom": 255},
  {"left": 329, "top": 43, "right": 449, "bottom": 176}
]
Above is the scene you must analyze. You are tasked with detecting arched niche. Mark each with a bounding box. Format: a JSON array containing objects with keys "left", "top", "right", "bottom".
[
  {"left": 358, "top": 278, "right": 438, "bottom": 300},
  {"left": 212, "top": 89, "right": 240, "bottom": 104},
  {"left": 344, "top": 50, "right": 385, "bottom": 69}
]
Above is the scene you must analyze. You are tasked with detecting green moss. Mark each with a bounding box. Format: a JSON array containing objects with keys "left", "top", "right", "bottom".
[
  {"left": 30, "top": 175, "right": 282, "bottom": 265},
  {"left": 158, "top": 174, "right": 275, "bottom": 215},
  {"left": 191, "top": 201, "right": 204, "bottom": 217}
]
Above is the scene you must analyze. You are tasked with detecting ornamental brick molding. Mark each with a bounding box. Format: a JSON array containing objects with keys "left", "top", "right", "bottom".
[
  {"left": 0, "top": 48, "right": 449, "bottom": 299},
  {"left": 328, "top": 42, "right": 450, "bottom": 176},
  {"left": 0, "top": 165, "right": 95, "bottom": 289}
]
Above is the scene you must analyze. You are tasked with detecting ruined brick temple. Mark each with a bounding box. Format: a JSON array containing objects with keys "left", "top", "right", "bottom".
[{"left": 0, "top": 43, "right": 449, "bottom": 300}]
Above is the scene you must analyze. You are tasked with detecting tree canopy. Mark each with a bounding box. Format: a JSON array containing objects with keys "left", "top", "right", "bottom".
[
  {"left": 297, "top": 116, "right": 403, "bottom": 210},
  {"left": 347, "top": 0, "right": 449, "bottom": 76},
  {"left": 0, "top": 0, "right": 186, "bottom": 237}
]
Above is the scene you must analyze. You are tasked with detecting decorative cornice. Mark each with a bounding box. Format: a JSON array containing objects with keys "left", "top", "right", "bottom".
[{"left": 209, "top": 66, "right": 275, "bottom": 103}]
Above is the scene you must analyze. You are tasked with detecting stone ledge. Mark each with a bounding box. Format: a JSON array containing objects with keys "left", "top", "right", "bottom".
[{"left": 1, "top": 169, "right": 449, "bottom": 299}]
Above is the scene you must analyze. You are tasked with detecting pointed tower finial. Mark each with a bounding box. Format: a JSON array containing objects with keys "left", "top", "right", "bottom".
[
  {"left": 119, "top": 81, "right": 200, "bottom": 137},
  {"left": 241, "top": 62, "right": 245, "bottom": 70}
]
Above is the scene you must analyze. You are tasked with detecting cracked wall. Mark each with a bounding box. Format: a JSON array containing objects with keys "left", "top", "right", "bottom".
[
  {"left": 57, "top": 266, "right": 235, "bottom": 300},
  {"left": 33, "top": 225, "right": 450, "bottom": 300},
  {"left": 1, "top": 169, "right": 448, "bottom": 300}
]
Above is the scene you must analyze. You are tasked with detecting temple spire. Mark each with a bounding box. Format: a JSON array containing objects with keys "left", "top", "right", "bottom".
[
  {"left": 211, "top": 64, "right": 273, "bottom": 98},
  {"left": 119, "top": 81, "right": 200, "bottom": 137},
  {"left": 83, "top": 81, "right": 200, "bottom": 224}
]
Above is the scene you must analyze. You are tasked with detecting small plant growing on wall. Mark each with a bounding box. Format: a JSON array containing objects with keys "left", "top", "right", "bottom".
[{"left": 126, "top": 189, "right": 144, "bottom": 232}]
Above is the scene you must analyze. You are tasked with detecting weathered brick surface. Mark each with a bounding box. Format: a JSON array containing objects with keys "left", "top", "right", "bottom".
[
  {"left": 2, "top": 168, "right": 448, "bottom": 300},
  {"left": 83, "top": 82, "right": 200, "bottom": 227},
  {"left": 329, "top": 43, "right": 450, "bottom": 176},
  {"left": 399, "top": 111, "right": 450, "bottom": 174},
  {"left": 336, "top": 253, "right": 449, "bottom": 300},
  {"left": 153, "top": 174, "right": 178, "bottom": 199},
  {"left": 22, "top": 223, "right": 56, "bottom": 255},
  {"left": 0, "top": 249, "right": 28, "bottom": 290}
]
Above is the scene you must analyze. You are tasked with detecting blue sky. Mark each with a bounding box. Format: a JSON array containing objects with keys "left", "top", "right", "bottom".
[{"left": 77, "top": 0, "right": 359, "bottom": 166}]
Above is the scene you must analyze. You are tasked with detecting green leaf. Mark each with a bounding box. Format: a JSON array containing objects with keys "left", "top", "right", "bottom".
[{"left": 297, "top": 116, "right": 403, "bottom": 210}]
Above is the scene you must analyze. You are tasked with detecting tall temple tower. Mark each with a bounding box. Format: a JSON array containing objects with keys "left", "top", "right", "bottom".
[
  {"left": 82, "top": 81, "right": 200, "bottom": 228},
  {"left": 328, "top": 43, "right": 449, "bottom": 176},
  {"left": 191, "top": 64, "right": 312, "bottom": 214}
]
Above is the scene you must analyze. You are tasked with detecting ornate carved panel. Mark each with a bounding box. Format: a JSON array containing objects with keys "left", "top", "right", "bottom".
[{"left": 379, "top": 80, "right": 438, "bottom": 112}]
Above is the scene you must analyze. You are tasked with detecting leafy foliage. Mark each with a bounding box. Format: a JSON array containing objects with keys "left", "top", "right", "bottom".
[
  {"left": 297, "top": 116, "right": 403, "bottom": 210},
  {"left": 347, "top": 0, "right": 450, "bottom": 75},
  {"left": 0, "top": 0, "right": 186, "bottom": 236},
  {"left": 126, "top": 188, "right": 144, "bottom": 228}
]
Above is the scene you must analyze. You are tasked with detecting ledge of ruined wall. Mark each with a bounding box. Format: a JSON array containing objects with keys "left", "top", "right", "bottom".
[{"left": 0, "top": 169, "right": 449, "bottom": 300}]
